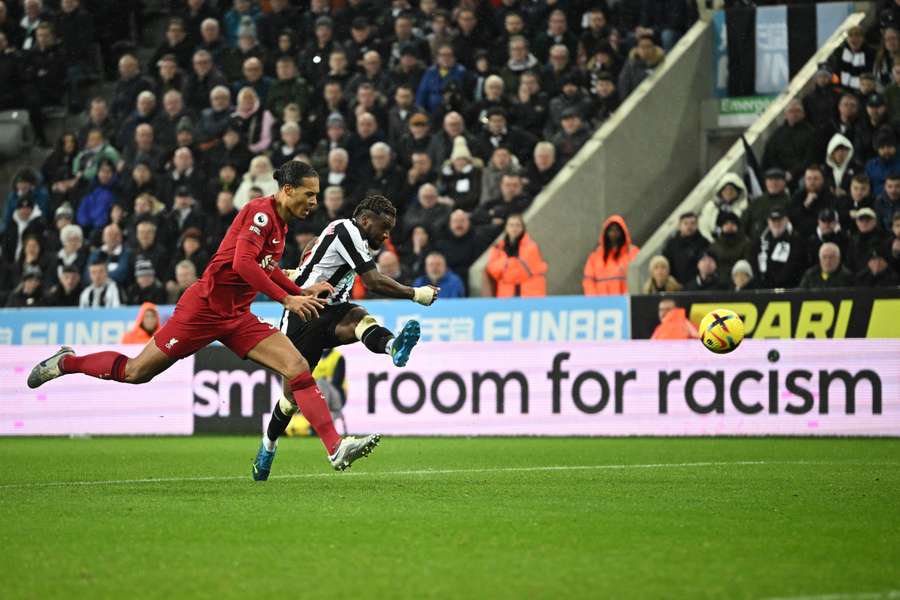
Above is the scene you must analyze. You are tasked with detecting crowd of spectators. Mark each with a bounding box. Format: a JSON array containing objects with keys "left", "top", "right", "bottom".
[
  {"left": 0, "top": 0, "right": 697, "bottom": 307},
  {"left": 648, "top": 21, "right": 900, "bottom": 296}
]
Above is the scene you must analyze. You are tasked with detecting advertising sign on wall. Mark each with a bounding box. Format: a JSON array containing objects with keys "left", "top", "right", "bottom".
[
  {"left": 0, "top": 345, "right": 194, "bottom": 436},
  {"left": 191, "top": 339, "right": 900, "bottom": 437},
  {"left": 630, "top": 289, "right": 900, "bottom": 340},
  {"left": 0, "top": 295, "right": 630, "bottom": 345}
]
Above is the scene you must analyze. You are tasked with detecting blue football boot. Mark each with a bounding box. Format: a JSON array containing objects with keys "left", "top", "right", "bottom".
[
  {"left": 252, "top": 441, "right": 277, "bottom": 481},
  {"left": 390, "top": 320, "right": 421, "bottom": 367}
]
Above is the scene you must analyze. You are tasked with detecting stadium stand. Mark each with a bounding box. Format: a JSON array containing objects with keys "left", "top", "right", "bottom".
[
  {"left": 0, "top": 1, "right": 895, "bottom": 308},
  {"left": 630, "top": 8, "right": 899, "bottom": 294}
]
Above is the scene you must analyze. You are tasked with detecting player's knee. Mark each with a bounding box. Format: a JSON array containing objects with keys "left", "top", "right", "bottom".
[
  {"left": 281, "top": 354, "right": 310, "bottom": 380},
  {"left": 124, "top": 361, "right": 155, "bottom": 384}
]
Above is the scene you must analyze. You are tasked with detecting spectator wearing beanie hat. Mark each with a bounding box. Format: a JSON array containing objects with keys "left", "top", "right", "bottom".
[
  {"left": 126, "top": 258, "right": 166, "bottom": 305},
  {"left": 439, "top": 137, "right": 483, "bottom": 212},
  {"left": 709, "top": 211, "right": 752, "bottom": 280},
  {"left": 806, "top": 208, "right": 849, "bottom": 267},
  {"left": 864, "top": 130, "right": 900, "bottom": 198},
  {"left": 730, "top": 259, "right": 757, "bottom": 291},
  {"left": 684, "top": 249, "right": 727, "bottom": 291},
  {"left": 855, "top": 245, "right": 899, "bottom": 286}
]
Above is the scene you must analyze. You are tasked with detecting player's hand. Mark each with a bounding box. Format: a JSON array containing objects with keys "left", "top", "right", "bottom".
[
  {"left": 413, "top": 285, "right": 440, "bottom": 306},
  {"left": 283, "top": 294, "right": 326, "bottom": 321},
  {"left": 302, "top": 281, "right": 334, "bottom": 298}
]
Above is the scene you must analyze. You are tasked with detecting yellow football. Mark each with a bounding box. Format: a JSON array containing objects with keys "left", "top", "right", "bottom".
[{"left": 699, "top": 309, "right": 745, "bottom": 354}]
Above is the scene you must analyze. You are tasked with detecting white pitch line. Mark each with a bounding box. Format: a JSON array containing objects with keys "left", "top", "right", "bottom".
[{"left": 0, "top": 459, "right": 892, "bottom": 491}]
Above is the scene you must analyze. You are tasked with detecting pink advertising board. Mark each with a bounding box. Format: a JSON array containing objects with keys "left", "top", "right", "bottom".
[
  {"left": 337, "top": 339, "right": 900, "bottom": 436},
  {"left": 0, "top": 346, "right": 195, "bottom": 436}
]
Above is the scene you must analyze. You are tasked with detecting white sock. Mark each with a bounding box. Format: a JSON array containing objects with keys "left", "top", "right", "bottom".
[
  {"left": 262, "top": 435, "right": 277, "bottom": 452},
  {"left": 385, "top": 337, "right": 395, "bottom": 354}
]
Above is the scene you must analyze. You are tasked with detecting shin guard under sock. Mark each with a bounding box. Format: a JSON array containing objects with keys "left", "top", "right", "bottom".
[
  {"left": 355, "top": 316, "right": 394, "bottom": 354},
  {"left": 289, "top": 372, "right": 341, "bottom": 454},
  {"left": 61, "top": 352, "right": 128, "bottom": 382}
]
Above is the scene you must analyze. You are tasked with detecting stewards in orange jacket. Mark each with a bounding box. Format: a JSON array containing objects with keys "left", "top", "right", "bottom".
[
  {"left": 583, "top": 214, "right": 640, "bottom": 295},
  {"left": 485, "top": 215, "right": 548, "bottom": 297},
  {"left": 120, "top": 302, "right": 161, "bottom": 344},
  {"left": 651, "top": 298, "right": 700, "bottom": 340}
]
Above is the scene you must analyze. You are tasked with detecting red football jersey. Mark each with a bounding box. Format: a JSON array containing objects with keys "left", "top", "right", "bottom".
[{"left": 196, "top": 196, "right": 287, "bottom": 317}]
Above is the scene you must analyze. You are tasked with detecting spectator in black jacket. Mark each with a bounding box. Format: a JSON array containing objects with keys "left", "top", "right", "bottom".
[
  {"left": 22, "top": 23, "right": 66, "bottom": 145},
  {"left": 206, "top": 190, "right": 238, "bottom": 251},
  {"left": 126, "top": 258, "right": 166, "bottom": 305},
  {"left": 761, "top": 99, "right": 816, "bottom": 186},
  {"left": 684, "top": 250, "right": 726, "bottom": 291},
  {"left": 6, "top": 265, "right": 44, "bottom": 307},
  {"left": 55, "top": 0, "right": 95, "bottom": 110},
  {"left": 356, "top": 141, "right": 405, "bottom": 206},
  {"left": 472, "top": 173, "right": 531, "bottom": 243},
  {"left": 435, "top": 209, "right": 481, "bottom": 285},
  {"left": 131, "top": 218, "right": 168, "bottom": 278},
  {"left": 552, "top": 108, "right": 591, "bottom": 165},
  {"left": 662, "top": 211, "right": 709, "bottom": 284},
  {"left": 163, "top": 186, "right": 206, "bottom": 248},
  {"left": 44, "top": 264, "right": 82, "bottom": 306},
  {"left": 523, "top": 141, "right": 559, "bottom": 199},
  {"left": 804, "top": 64, "right": 839, "bottom": 128},
  {"left": 790, "top": 164, "right": 836, "bottom": 239},
  {"left": 856, "top": 245, "right": 899, "bottom": 286},
  {"left": 151, "top": 18, "right": 193, "bottom": 72},
  {"left": 847, "top": 207, "right": 888, "bottom": 272},
  {"left": 477, "top": 107, "right": 536, "bottom": 165},
  {"left": 799, "top": 242, "right": 854, "bottom": 289},
  {"left": 753, "top": 207, "right": 807, "bottom": 288},
  {"left": 183, "top": 49, "right": 227, "bottom": 113},
  {"left": 110, "top": 53, "right": 155, "bottom": 124},
  {"left": 806, "top": 208, "right": 849, "bottom": 268}
]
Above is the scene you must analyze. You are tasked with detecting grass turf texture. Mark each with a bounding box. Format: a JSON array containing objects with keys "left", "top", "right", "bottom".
[{"left": 1, "top": 437, "right": 898, "bottom": 599}]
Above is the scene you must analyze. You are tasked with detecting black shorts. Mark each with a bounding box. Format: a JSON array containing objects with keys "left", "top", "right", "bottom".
[{"left": 281, "top": 302, "right": 359, "bottom": 371}]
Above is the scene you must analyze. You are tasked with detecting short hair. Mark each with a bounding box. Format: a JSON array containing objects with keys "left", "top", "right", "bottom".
[
  {"left": 851, "top": 173, "right": 871, "bottom": 185},
  {"left": 354, "top": 194, "right": 397, "bottom": 220},
  {"left": 60, "top": 224, "right": 83, "bottom": 243},
  {"left": 679, "top": 211, "right": 698, "bottom": 220},
  {"left": 370, "top": 141, "right": 391, "bottom": 156},
  {"left": 805, "top": 164, "right": 826, "bottom": 177},
  {"left": 280, "top": 121, "right": 300, "bottom": 135},
  {"left": 886, "top": 173, "right": 900, "bottom": 182},
  {"left": 426, "top": 250, "right": 447, "bottom": 262},
  {"left": 273, "top": 160, "right": 318, "bottom": 188},
  {"left": 175, "top": 259, "right": 196, "bottom": 274},
  {"left": 819, "top": 242, "right": 841, "bottom": 258}
]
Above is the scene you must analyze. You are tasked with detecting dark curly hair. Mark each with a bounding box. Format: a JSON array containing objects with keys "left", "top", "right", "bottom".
[
  {"left": 274, "top": 160, "right": 318, "bottom": 188},
  {"left": 354, "top": 194, "right": 397, "bottom": 220}
]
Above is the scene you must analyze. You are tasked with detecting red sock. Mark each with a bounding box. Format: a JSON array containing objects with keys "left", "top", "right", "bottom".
[
  {"left": 61, "top": 352, "right": 128, "bottom": 382},
  {"left": 290, "top": 372, "right": 341, "bottom": 454}
]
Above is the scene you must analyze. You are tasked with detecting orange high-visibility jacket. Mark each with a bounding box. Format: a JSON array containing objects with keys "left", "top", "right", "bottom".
[
  {"left": 486, "top": 233, "right": 548, "bottom": 297},
  {"left": 582, "top": 215, "right": 640, "bottom": 295}
]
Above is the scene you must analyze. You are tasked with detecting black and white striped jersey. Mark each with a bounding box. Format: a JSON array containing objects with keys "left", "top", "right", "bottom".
[{"left": 292, "top": 218, "right": 376, "bottom": 305}]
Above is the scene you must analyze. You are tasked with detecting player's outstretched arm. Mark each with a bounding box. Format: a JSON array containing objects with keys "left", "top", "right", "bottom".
[{"left": 360, "top": 269, "right": 440, "bottom": 305}]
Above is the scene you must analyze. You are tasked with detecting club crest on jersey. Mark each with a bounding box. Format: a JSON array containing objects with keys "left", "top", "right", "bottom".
[{"left": 253, "top": 212, "right": 269, "bottom": 227}]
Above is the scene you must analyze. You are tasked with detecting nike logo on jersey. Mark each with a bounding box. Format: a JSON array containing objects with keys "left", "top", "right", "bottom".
[{"left": 272, "top": 238, "right": 280, "bottom": 244}]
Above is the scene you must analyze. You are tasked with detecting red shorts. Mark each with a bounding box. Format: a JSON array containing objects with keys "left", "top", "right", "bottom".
[{"left": 153, "top": 284, "right": 279, "bottom": 360}]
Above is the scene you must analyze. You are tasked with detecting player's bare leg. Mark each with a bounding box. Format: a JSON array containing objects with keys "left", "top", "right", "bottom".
[
  {"left": 246, "top": 331, "right": 379, "bottom": 478},
  {"left": 335, "top": 306, "right": 421, "bottom": 367},
  {"left": 27, "top": 338, "right": 176, "bottom": 388}
]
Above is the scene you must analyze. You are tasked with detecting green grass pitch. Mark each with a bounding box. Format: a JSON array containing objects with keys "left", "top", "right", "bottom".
[{"left": 1, "top": 437, "right": 899, "bottom": 599}]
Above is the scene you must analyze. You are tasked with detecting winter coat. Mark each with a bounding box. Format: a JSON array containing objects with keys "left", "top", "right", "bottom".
[
  {"left": 3, "top": 186, "right": 49, "bottom": 234},
  {"left": 413, "top": 270, "right": 467, "bottom": 299},
  {"left": 799, "top": 265, "right": 855, "bottom": 289},
  {"left": 874, "top": 193, "right": 900, "bottom": 232},
  {"left": 709, "top": 232, "right": 753, "bottom": 280},
  {"left": 753, "top": 225, "right": 807, "bottom": 288},
  {"left": 416, "top": 63, "right": 470, "bottom": 115},
  {"left": 761, "top": 120, "right": 816, "bottom": 183},
  {"left": 864, "top": 153, "right": 900, "bottom": 198},
  {"left": 642, "top": 276, "right": 682, "bottom": 294},
  {"left": 651, "top": 307, "right": 699, "bottom": 340},
  {"left": 806, "top": 228, "right": 849, "bottom": 268},
  {"left": 121, "top": 302, "right": 160, "bottom": 344},
  {"left": 486, "top": 233, "right": 548, "bottom": 297},
  {"left": 698, "top": 173, "right": 749, "bottom": 242},
  {"left": 618, "top": 44, "right": 665, "bottom": 98},
  {"left": 662, "top": 230, "right": 709, "bottom": 284},
  {"left": 789, "top": 186, "right": 837, "bottom": 240},
  {"left": 582, "top": 215, "right": 640, "bottom": 295},
  {"left": 824, "top": 133, "right": 863, "bottom": 194},
  {"left": 76, "top": 177, "right": 120, "bottom": 234},
  {"left": 439, "top": 163, "right": 483, "bottom": 212},
  {"left": 743, "top": 191, "right": 792, "bottom": 240}
]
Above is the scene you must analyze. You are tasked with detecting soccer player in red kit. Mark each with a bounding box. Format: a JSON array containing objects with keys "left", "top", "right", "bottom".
[{"left": 27, "top": 161, "right": 382, "bottom": 471}]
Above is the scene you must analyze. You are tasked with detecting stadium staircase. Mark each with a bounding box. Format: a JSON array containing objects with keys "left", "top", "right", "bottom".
[{"left": 626, "top": 8, "right": 870, "bottom": 293}]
